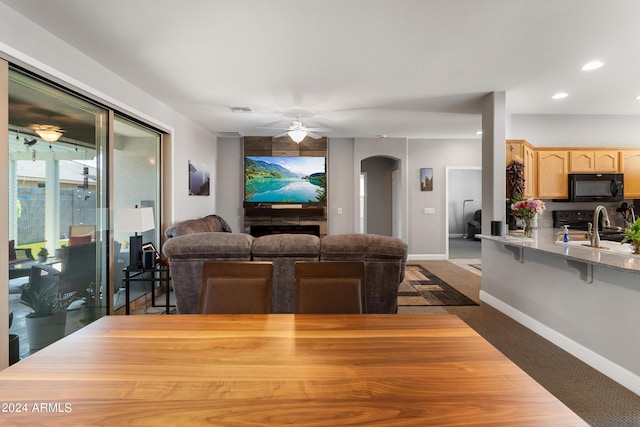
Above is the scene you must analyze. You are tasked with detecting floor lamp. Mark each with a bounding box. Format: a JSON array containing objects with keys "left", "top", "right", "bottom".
[{"left": 116, "top": 206, "right": 155, "bottom": 268}]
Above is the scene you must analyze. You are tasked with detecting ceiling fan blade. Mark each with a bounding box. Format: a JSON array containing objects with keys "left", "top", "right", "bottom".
[
  {"left": 307, "top": 131, "right": 322, "bottom": 139},
  {"left": 274, "top": 131, "right": 290, "bottom": 138}
]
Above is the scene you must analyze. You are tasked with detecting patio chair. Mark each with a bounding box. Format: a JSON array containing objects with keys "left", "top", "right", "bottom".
[{"left": 8, "top": 240, "right": 34, "bottom": 265}]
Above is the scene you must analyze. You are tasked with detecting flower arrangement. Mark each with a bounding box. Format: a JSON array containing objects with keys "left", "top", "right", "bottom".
[
  {"left": 511, "top": 197, "right": 545, "bottom": 237},
  {"left": 510, "top": 197, "right": 546, "bottom": 219}
]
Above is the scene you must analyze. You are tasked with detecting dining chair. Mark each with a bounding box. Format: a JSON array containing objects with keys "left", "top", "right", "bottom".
[
  {"left": 294, "top": 261, "right": 366, "bottom": 314},
  {"left": 200, "top": 262, "right": 273, "bottom": 314}
]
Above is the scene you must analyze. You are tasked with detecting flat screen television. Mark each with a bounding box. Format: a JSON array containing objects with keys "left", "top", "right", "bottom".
[{"left": 244, "top": 156, "right": 326, "bottom": 204}]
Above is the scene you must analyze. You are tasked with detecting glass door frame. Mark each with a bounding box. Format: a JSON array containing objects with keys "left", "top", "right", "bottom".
[{"left": 3, "top": 63, "right": 166, "bottom": 368}]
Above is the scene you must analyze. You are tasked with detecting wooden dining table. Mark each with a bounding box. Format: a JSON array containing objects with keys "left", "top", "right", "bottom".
[{"left": 0, "top": 314, "right": 586, "bottom": 426}]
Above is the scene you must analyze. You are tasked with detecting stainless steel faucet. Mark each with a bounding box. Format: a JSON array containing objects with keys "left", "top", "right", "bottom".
[{"left": 587, "top": 205, "right": 611, "bottom": 248}]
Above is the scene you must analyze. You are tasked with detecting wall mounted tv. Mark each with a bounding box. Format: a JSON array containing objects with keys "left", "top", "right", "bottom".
[{"left": 244, "top": 156, "right": 326, "bottom": 204}]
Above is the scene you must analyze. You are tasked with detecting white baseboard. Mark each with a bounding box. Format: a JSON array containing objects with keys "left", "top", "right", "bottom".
[{"left": 480, "top": 290, "right": 640, "bottom": 396}]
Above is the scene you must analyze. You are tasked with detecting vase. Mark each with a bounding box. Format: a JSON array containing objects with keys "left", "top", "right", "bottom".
[{"left": 522, "top": 217, "right": 533, "bottom": 238}]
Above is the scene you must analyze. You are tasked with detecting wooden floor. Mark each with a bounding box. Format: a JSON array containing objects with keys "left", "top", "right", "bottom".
[{"left": 0, "top": 314, "right": 586, "bottom": 426}]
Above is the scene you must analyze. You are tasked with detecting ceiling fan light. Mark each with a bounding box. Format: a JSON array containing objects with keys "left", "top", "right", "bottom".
[
  {"left": 35, "top": 129, "right": 63, "bottom": 142},
  {"left": 288, "top": 129, "right": 307, "bottom": 143},
  {"left": 32, "top": 125, "right": 64, "bottom": 142}
]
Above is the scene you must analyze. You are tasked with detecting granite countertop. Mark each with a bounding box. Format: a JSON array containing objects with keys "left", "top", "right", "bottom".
[{"left": 480, "top": 228, "right": 640, "bottom": 274}]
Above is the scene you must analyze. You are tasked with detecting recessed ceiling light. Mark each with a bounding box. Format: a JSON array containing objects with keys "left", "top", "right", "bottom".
[
  {"left": 635, "top": 95, "right": 640, "bottom": 100},
  {"left": 476, "top": 131, "right": 483, "bottom": 135},
  {"left": 582, "top": 60, "right": 604, "bottom": 71},
  {"left": 552, "top": 92, "right": 568, "bottom": 100}
]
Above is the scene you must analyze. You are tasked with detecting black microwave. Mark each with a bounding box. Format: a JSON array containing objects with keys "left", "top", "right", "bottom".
[{"left": 568, "top": 173, "right": 624, "bottom": 202}]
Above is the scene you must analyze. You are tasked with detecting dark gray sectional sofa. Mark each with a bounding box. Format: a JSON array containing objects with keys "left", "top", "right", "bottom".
[{"left": 163, "top": 215, "right": 408, "bottom": 314}]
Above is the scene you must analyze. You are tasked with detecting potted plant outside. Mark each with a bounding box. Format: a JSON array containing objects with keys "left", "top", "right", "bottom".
[
  {"left": 37, "top": 247, "right": 49, "bottom": 263},
  {"left": 76, "top": 283, "right": 100, "bottom": 325},
  {"left": 621, "top": 218, "right": 640, "bottom": 254},
  {"left": 20, "top": 284, "right": 75, "bottom": 351}
]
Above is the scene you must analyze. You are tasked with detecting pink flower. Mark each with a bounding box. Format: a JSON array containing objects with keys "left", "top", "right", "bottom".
[{"left": 511, "top": 198, "right": 545, "bottom": 219}]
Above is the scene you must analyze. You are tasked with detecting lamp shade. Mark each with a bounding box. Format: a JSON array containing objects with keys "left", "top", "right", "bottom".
[{"left": 116, "top": 207, "right": 155, "bottom": 233}]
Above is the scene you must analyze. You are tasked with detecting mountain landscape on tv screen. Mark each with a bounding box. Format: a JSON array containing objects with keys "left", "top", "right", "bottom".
[{"left": 245, "top": 156, "right": 326, "bottom": 203}]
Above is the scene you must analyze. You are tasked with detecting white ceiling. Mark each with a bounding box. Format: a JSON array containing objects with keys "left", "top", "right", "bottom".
[{"left": 3, "top": 0, "right": 640, "bottom": 140}]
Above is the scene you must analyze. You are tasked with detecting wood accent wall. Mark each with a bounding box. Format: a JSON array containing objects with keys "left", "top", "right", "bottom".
[{"left": 243, "top": 136, "right": 328, "bottom": 236}]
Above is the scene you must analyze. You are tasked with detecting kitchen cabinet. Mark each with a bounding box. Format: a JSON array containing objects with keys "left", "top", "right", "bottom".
[
  {"left": 506, "top": 140, "right": 537, "bottom": 198},
  {"left": 537, "top": 150, "right": 569, "bottom": 199},
  {"left": 569, "top": 150, "right": 618, "bottom": 172},
  {"left": 620, "top": 150, "right": 640, "bottom": 198}
]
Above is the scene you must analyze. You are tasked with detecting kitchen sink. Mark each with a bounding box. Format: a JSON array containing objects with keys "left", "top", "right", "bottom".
[{"left": 555, "top": 238, "right": 634, "bottom": 254}]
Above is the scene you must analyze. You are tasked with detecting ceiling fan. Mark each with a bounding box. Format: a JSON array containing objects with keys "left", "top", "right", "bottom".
[{"left": 273, "top": 119, "right": 323, "bottom": 143}]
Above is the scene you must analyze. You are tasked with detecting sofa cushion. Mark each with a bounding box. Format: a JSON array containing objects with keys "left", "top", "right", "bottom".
[
  {"left": 165, "top": 214, "right": 232, "bottom": 238},
  {"left": 251, "top": 234, "right": 321, "bottom": 314},
  {"left": 320, "top": 233, "right": 407, "bottom": 261},
  {"left": 163, "top": 232, "right": 253, "bottom": 260},
  {"left": 252, "top": 234, "right": 320, "bottom": 259}
]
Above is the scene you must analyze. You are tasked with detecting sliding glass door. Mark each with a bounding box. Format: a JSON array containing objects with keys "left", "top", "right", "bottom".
[
  {"left": 8, "top": 68, "right": 109, "bottom": 359},
  {"left": 112, "top": 116, "right": 161, "bottom": 313},
  {"left": 5, "top": 63, "right": 164, "bottom": 363}
]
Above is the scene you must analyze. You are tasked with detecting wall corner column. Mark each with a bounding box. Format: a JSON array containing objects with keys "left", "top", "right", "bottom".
[{"left": 481, "top": 92, "right": 507, "bottom": 236}]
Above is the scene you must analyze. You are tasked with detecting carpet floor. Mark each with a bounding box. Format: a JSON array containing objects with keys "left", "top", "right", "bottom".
[{"left": 400, "top": 260, "right": 640, "bottom": 427}]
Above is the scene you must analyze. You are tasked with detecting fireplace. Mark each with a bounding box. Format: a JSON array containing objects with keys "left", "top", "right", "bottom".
[{"left": 250, "top": 225, "right": 320, "bottom": 238}]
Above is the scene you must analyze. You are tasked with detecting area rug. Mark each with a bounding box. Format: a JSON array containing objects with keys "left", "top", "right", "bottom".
[{"left": 398, "top": 264, "right": 479, "bottom": 306}]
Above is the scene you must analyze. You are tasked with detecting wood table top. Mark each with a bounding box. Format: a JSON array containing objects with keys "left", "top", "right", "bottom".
[{"left": 0, "top": 314, "right": 586, "bottom": 426}]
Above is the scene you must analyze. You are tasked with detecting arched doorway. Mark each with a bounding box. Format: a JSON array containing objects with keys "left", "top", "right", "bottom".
[{"left": 360, "top": 156, "right": 400, "bottom": 237}]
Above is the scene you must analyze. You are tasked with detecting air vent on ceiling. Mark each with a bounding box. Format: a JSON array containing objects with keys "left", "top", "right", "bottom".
[
  {"left": 230, "top": 107, "right": 252, "bottom": 113},
  {"left": 218, "top": 131, "right": 243, "bottom": 137}
]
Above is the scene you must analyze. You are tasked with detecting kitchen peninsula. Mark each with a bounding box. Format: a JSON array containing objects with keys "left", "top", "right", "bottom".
[{"left": 481, "top": 228, "right": 640, "bottom": 396}]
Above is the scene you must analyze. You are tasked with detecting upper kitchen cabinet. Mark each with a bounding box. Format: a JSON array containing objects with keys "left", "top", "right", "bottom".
[
  {"left": 537, "top": 150, "right": 569, "bottom": 199},
  {"left": 569, "top": 150, "right": 619, "bottom": 173},
  {"left": 620, "top": 150, "right": 640, "bottom": 198},
  {"left": 506, "top": 140, "right": 537, "bottom": 198}
]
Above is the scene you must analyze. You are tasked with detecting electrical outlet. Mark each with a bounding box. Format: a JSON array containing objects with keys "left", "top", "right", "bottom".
[
  {"left": 424, "top": 208, "right": 435, "bottom": 214},
  {"left": 337, "top": 207, "right": 343, "bottom": 214}
]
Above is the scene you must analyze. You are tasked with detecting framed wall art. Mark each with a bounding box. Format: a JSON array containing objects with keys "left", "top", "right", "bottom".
[
  {"left": 188, "top": 160, "right": 210, "bottom": 196},
  {"left": 141, "top": 242, "right": 161, "bottom": 261},
  {"left": 420, "top": 168, "right": 433, "bottom": 191}
]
